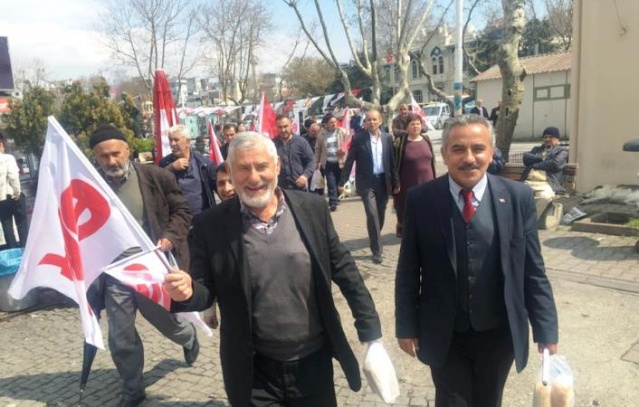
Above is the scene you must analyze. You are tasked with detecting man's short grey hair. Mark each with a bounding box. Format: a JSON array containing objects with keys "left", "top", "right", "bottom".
[
  {"left": 227, "top": 131, "right": 278, "bottom": 166},
  {"left": 168, "top": 124, "right": 190, "bottom": 139},
  {"left": 441, "top": 114, "right": 495, "bottom": 147}
]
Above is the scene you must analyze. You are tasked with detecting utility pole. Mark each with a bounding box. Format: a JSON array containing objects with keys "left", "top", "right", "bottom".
[{"left": 454, "top": 0, "right": 464, "bottom": 116}]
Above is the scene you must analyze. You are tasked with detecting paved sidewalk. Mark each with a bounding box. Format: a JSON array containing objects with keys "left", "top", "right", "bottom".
[{"left": 1, "top": 196, "right": 638, "bottom": 406}]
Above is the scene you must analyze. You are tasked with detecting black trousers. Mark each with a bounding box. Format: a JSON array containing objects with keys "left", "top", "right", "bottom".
[
  {"left": 0, "top": 194, "right": 28, "bottom": 248},
  {"left": 251, "top": 347, "right": 337, "bottom": 407},
  {"left": 430, "top": 324, "right": 514, "bottom": 407},
  {"left": 359, "top": 176, "right": 388, "bottom": 256}
]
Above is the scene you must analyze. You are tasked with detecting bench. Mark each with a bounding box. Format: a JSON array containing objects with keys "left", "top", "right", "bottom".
[
  {"left": 500, "top": 162, "right": 579, "bottom": 229},
  {"left": 500, "top": 162, "right": 579, "bottom": 195}
]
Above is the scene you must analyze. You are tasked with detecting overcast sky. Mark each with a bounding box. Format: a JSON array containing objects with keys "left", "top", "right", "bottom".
[{"left": 0, "top": 0, "right": 357, "bottom": 83}]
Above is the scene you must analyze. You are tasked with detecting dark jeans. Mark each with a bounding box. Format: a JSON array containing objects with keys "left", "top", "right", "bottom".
[
  {"left": 323, "top": 162, "right": 342, "bottom": 206},
  {"left": 251, "top": 346, "right": 337, "bottom": 407},
  {"left": 359, "top": 176, "right": 388, "bottom": 256},
  {"left": 0, "top": 194, "right": 28, "bottom": 248},
  {"left": 430, "top": 324, "right": 514, "bottom": 407}
]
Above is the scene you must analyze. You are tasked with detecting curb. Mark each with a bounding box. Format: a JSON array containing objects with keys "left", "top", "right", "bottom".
[{"left": 548, "top": 267, "right": 639, "bottom": 294}]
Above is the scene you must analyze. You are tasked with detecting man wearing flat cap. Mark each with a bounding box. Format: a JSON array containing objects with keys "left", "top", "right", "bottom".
[
  {"left": 520, "top": 126, "right": 568, "bottom": 199},
  {"left": 87, "top": 124, "right": 200, "bottom": 407}
]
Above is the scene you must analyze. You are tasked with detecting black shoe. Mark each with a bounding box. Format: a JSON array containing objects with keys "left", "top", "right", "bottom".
[
  {"left": 184, "top": 332, "right": 200, "bottom": 366},
  {"left": 118, "top": 395, "right": 146, "bottom": 407},
  {"left": 330, "top": 205, "right": 337, "bottom": 212},
  {"left": 372, "top": 254, "right": 383, "bottom": 264}
]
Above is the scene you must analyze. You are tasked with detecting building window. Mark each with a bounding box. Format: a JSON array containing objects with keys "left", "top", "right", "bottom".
[
  {"left": 438, "top": 56, "right": 445, "bottom": 74},
  {"left": 413, "top": 90, "right": 423, "bottom": 103},
  {"left": 412, "top": 60, "right": 420, "bottom": 79},
  {"left": 534, "top": 84, "right": 571, "bottom": 101},
  {"left": 432, "top": 57, "right": 439, "bottom": 75}
]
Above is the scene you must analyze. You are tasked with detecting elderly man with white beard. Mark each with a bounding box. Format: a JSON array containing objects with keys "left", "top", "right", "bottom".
[
  {"left": 165, "top": 131, "right": 382, "bottom": 407},
  {"left": 86, "top": 124, "right": 199, "bottom": 407}
]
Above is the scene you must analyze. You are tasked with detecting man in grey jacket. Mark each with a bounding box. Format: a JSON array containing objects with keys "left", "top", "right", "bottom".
[{"left": 520, "top": 126, "right": 568, "bottom": 199}]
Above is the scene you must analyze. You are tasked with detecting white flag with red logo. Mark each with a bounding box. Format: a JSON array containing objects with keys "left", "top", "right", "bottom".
[
  {"left": 411, "top": 94, "right": 435, "bottom": 131},
  {"left": 9, "top": 117, "right": 210, "bottom": 349},
  {"left": 102, "top": 250, "right": 211, "bottom": 332}
]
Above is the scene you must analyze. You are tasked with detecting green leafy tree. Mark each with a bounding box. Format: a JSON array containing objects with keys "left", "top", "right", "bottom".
[
  {"left": 58, "top": 77, "right": 138, "bottom": 155},
  {"left": 2, "top": 85, "right": 56, "bottom": 159},
  {"left": 467, "top": 23, "right": 504, "bottom": 73},
  {"left": 520, "top": 18, "right": 560, "bottom": 57}
]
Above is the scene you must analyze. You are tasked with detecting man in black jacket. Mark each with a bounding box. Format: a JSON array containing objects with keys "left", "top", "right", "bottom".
[
  {"left": 339, "top": 109, "right": 400, "bottom": 264},
  {"left": 273, "top": 115, "right": 315, "bottom": 191},
  {"left": 470, "top": 99, "right": 489, "bottom": 119},
  {"left": 165, "top": 132, "right": 382, "bottom": 407}
]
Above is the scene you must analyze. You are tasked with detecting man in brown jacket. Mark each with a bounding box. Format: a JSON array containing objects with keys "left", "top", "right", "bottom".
[{"left": 87, "top": 124, "right": 199, "bottom": 407}]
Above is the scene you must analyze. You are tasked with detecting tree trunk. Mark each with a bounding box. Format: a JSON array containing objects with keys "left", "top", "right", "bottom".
[{"left": 495, "top": 0, "right": 527, "bottom": 161}]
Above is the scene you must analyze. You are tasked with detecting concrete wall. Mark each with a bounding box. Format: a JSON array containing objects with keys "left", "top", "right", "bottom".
[
  {"left": 572, "top": 0, "right": 639, "bottom": 192},
  {"left": 476, "top": 70, "right": 571, "bottom": 140}
]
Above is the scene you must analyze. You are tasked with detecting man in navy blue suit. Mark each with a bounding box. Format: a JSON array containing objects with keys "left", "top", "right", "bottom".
[{"left": 395, "top": 115, "right": 558, "bottom": 407}]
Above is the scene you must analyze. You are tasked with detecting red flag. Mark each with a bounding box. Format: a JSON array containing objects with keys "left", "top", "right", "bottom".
[
  {"left": 208, "top": 119, "right": 224, "bottom": 165},
  {"left": 339, "top": 108, "right": 354, "bottom": 153},
  {"left": 152, "top": 70, "right": 179, "bottom": 164},
  {"left": 283, "top": 100, "right": 295, "bottom": 115},
  {"left": 257, "top": 93, "right": 278, "bottom": 139}
]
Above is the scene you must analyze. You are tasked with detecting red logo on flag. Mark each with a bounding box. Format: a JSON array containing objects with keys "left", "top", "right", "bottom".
[
  {"left": 39, "top": 180, "right": 110, "bottom": 283},
  {"left": 122, "top": 263, "right": 171, "bottom": 310}
]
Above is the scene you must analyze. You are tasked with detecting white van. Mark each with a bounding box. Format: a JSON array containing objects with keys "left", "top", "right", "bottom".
[{"left": 423, "top": 103, "right": 450, "bottom": 129}]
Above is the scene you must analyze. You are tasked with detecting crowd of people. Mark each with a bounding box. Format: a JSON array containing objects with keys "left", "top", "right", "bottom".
[{"left": 60, "top": 103, "right": 562, "bottom": 407}]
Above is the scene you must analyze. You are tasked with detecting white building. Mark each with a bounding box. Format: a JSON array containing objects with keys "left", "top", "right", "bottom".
[
  {"left": 471, "top": 51, "right": 572, "bottom": 140},
  {"left": 169, "top": 77, "right": 188, "bottom": 107},
  {"left": 383, "top": 25, "right": 475, "bottom": 103}
]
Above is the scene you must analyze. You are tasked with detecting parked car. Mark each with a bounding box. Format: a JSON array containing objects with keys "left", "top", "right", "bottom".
[
  {"left": 463, "top": 101, "right": 476, "bottom": 114},
  {"left": 423, "top": 103, "right": 450, "bottom": 130}
]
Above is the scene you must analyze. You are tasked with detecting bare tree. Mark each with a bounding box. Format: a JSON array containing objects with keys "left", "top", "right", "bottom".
[
  {"left": 13, "top": 58, "right": 50, "bottom": 90},
  {"left": 284, "top": 0, "right": 433, "bottom": 115},
  {"left": 276, "top": 34, "right": 309, "bottom": 101},
  {"left": 495, "top": 0, "right": 527, "bottom": 159},
  {"left": 544, "top": 0, "right": 573, "bottom": 51},
  {"left": 197, "top": 0, "right": 273, "bottom": 105},
  {"left": 99, "top": 0, "right": 202, "bottom": 91},
  {"left": 282, "top": 56, "right": 336, "bottom": 99}
]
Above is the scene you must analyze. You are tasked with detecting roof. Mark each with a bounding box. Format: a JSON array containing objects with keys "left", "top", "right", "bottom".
[{"left": 471, "top": 51, "right": 572, "bottom": 82}]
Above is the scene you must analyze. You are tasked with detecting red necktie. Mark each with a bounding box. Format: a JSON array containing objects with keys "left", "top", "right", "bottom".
[{"left": 461, "top": 189, "right": 475, "bottom": 222}]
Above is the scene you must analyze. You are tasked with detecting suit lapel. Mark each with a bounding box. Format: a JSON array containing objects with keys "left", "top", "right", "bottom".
[
  {"left": 434, "top": 177, "right": 457, "bottom": 276},
  {"left": 488, "top": 175, "right": 512, "bottom": 276}
]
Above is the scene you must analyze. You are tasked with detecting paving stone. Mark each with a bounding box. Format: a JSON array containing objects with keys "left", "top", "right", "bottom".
[{"left": 2, "top": 197, "right": 639, "bottom": 406}]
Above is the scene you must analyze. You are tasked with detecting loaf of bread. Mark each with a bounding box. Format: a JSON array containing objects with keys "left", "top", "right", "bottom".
[
  {"left": 550, "top": 374, "right": 575, "bottom": 407},
  {"left": 532, "top": 382, "right": 551, "bottom": 407}
]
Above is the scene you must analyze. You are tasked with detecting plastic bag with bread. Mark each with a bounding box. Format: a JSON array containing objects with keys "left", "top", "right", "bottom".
[{"left": 532, "top": 350, "right": 574, "bottom": 407}]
